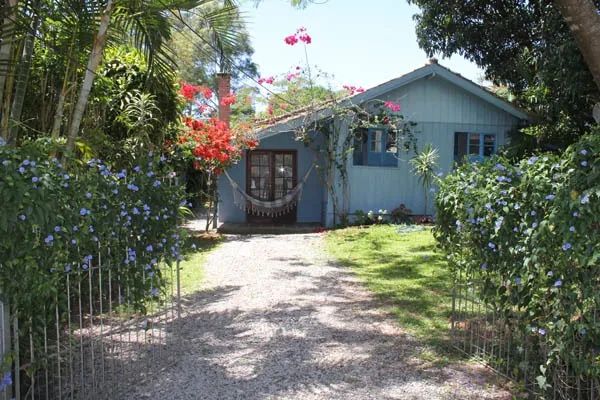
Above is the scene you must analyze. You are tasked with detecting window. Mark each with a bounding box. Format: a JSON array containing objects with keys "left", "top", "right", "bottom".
[
  {"left": 354, "top": 128, "right": 398, "bottom": 167},
  {"left": 454, "top": 132, "right": 496, "bottom": 163}
]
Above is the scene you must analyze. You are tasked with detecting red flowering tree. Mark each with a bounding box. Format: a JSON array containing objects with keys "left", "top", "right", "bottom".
[{"left": 175, "top": 81, "right": 258, "bottom": 230}]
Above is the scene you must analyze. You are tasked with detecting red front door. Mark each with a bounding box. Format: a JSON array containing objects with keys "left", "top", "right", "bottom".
[{"left": 246, "top": 150, "right": 297, "bottom": 224}]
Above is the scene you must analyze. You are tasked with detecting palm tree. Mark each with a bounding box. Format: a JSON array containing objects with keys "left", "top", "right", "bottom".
[
  {"left": 409, "top": 143, "right": 439, "bottom": 215},
  {"left": 66, "top": 0, "right": 244, "bottom": 154}
]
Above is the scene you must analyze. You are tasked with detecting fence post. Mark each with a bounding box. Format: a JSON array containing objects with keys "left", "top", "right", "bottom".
[{"left": 0, "top": 296, "right": 11, "bottom": 400}]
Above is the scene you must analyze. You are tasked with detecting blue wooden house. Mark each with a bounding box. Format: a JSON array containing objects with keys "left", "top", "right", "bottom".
[{"left": 217, "top": 60, "right": 530, "bottom": 228}]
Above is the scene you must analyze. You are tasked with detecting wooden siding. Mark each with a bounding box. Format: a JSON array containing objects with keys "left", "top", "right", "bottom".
[{"left": 334, "top": 75, "right": 523, "bottom": 221}]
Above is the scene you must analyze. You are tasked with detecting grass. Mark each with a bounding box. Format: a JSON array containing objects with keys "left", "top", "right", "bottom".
[
  {"left": 325, "top": 224, "right": 454, "bottom": 358},
  {"left": 178, "top": 232, "right": 223, "bottom": 296}
]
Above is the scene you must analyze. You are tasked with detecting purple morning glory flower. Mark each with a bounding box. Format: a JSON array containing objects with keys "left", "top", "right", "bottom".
[
  {"left": 32, "top": 176, "right": 39, "bottom": 183},
  {"left": 18, "top": 214, "right": 26, "bottom": 221},
  {"left": 547, "top": 271, "right": 553, "bottom": 277},
  {"left": 480, "top": 263, "right": 488, "bottom": 270},
  {"left": 581, "top": 160, "right": 588, "bottom": 167},
  {"left": 153, "top": 180, "right": 161, "bottom": 187},
  {"left": 538, "top": 328, "right": 546, "bottom": 336},
  {"left": 54, "top": 226, "right": 61, "bottom": 232},
  {"left": 80, "top": 208, "right": 90, "bottom": 216},
  {"left": 545, "top": 194, "right": 555, "bottom": 201},
  {"left": 488, "top": 242, "right": 496, "bottom": 249},
  {"left": 514, "top": 277, "right": 522, "bottom": 285},
  {"left": 71, "top": 239, "right": 77, "bottom": 245},
  {"left": 531, "top": 210, "right": 537, "bottom": 216},
  {"left": 573, "top": 211, "right": 579, "bottom": 217},
  {"left": 22, "top": 159, "right": 30, "bottom": 166},
  {"left": 562, "top": 242, "right": 572, "bottom": 251},
  {"left": 554, "top": 279, "right": 563, "bottom": 287},
  {"left": 85, "top": 192, "right": 92, "bottom": 199},
  {"left": 44, "top": 234, "right": 54, "bottom": 245},
  {"left": 527, "top": 156, "right": 538, "bottom": 165},
  {"left": 581, "top": 194, "right": 590, "bottom": 204},
  {"left": 146, "top": 244, "right": 153, "bottom": 252},
  {"left": 18, "top": 166, "right": 25, "bottom": 173},
  {"left": 580, "top": 149, "right": 588, "bottom": 156},
  {"left": 569, "top": 226, "right": 575, "bottom": 232}
]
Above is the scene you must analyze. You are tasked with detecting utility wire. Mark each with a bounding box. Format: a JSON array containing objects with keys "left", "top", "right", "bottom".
[{"left": 167, "top": 6, "right": 299, "bottom": 108}]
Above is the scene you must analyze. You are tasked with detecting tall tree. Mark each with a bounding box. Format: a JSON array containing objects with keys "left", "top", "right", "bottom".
[
  {"left": 554, "top": 0, "right": 600, "bottom": 91},
  {"left": 170, "top": 2, "right": 257, "bottom": 88}
]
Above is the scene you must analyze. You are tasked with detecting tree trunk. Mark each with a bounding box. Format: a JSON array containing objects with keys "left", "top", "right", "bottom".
[
  {"left": 8, "top": 15, "right": 37, "bottom": 142},
  {"left": 65, "top": 0, "right": 115, "bottom": 154},
  {"left": 0, "top": 0, "right": 19, "bottom": 141},
  {"left": 554, "top": 0, "right": 600, "bottom": 92},
  {"left": 0, "top": 39, "right": 19, "bottom": 140}
]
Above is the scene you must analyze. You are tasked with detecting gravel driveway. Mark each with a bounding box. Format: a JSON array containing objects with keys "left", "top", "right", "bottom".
[{"left": 130, "top": 233, "right": 510, "bottom": 400}]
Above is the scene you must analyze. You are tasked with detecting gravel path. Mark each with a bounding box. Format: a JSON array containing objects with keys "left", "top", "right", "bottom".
[{"left": 130, "top": 233, "right": 510, "bottom": 400}]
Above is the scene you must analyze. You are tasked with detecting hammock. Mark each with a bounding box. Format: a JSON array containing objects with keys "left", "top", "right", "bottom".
[{"left": 223, "top": 163, "right": 315, "bottom": 217}]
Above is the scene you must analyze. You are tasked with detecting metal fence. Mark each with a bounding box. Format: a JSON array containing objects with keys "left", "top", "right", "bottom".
[
  {"left": 452, "top": 270, "right": 600, "bottom": 399},
  {"left": 0, "top": 254, "right": 181, "bottom": 399}
]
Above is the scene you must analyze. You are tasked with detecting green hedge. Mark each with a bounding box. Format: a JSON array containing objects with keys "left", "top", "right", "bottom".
[
  {"left": 0, "top": 143, "right": 186, "bottom": 329},
  {"left": 435, "top": 132, "right": 599, "bottom": 391}
]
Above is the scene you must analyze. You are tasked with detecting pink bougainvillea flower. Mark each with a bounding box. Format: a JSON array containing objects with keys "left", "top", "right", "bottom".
[
  {"left": 384, "top": 101, "right": 401, "bottom": 112},
  {"left": 298, "top": 33, "right": 312, "bottom": 44},
  {"left": 285, "top": 27, "right": 311, "bottom": 46},
  {"left": 284, "top": 35, "right": 299, "bottom": 45},
  {"left": 286, "top": 72, "right": 300, "bottom": 81},
  {"left": 343, "top": 84, "right": 365, "bottom": 95},
  {"left": 259, "top": 76, "right": 275, "bottom": 85}
]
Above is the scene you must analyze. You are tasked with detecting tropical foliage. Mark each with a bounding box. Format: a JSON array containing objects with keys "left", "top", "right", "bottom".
[{"left": 434, "top": 131, "right": 600, "bottom": 393}]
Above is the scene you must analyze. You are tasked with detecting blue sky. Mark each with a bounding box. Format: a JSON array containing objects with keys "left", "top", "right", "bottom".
[{"left": 239, "top": 0, "right": 486, "bottom": 91}]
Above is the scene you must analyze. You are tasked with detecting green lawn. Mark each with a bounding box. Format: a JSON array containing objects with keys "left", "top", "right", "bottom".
[
  {"left": 178, "top": 233, "right": 223, "bottom": 295},
  {"left": 325, "top": 225, "right": 454, "bottom": 356}
]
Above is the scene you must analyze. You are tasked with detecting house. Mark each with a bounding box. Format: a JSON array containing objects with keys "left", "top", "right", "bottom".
[{"left": 217, "top": 60, "right": 530, "bottom": 228}]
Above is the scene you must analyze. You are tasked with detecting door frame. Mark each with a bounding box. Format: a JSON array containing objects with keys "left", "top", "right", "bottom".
[{"left": 245, "top": 149, "right": 298, "bottom": 224}]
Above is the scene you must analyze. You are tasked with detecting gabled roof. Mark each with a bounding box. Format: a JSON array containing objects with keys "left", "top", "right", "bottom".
[{"left": 255, "top": 61, "right": 531, "bottom": 140}]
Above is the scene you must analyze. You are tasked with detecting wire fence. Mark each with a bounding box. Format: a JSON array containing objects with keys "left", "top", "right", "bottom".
[
  {"left": 451, "top": 269, "right": 600, "bottom": 400},
  {"left": 0, "top": 250, "right": 181, "bottom": 399}
]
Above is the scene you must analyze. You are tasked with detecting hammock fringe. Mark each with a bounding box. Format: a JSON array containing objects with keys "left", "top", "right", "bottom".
[{"left": 224, "top": 163, "right": 314, "bottom": 218}]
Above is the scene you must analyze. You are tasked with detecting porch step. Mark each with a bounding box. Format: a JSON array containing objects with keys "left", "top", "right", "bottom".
[{"left": 217, "top": 223, "right": 322, "bottom": 235}]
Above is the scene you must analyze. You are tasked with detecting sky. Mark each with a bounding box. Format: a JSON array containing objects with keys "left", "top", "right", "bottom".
[{"left": 238, "top": 0, "right": 486, "bottom": 91}]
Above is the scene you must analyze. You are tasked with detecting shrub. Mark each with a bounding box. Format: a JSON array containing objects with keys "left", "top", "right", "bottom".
[
  {"left": 434, "top": 132, "right": 599, "bottom": 392},
  {"left": 0, "top": 143, "right": 186, "bottom": 337},
  {"left": 391, "top": 204, "right": 412, "bottom": 224}
]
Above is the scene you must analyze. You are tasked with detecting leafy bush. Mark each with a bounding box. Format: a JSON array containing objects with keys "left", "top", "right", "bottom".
[
  {"left": 0, "top": 143, "right": 186, "bottom": 334},
  {"left": 391, "top": 204, "right": 412, "bottom": 224},
  {"left": 434, "top": 132, "right": 599, "bottom": 391}
]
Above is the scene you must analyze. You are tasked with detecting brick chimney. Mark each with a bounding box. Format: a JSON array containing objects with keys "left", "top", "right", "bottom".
[{"left": 216, "top": 72, "right": 231, "bottom": 128}]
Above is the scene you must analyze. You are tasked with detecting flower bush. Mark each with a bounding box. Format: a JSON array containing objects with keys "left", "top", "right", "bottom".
[
  {"left": 0, "top": 142, "right": 186, "bottom": 343},
  {"left": 434, "top": 132, "right": 600, "bottom": 391}
]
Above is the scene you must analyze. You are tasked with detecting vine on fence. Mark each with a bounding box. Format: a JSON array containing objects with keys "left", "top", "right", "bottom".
[
  {"left": 0, "top": 142, "right": 187, "bottom": 376},
  {"left": 434, "top": 131, "right": 600, "bottom": 391}
]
